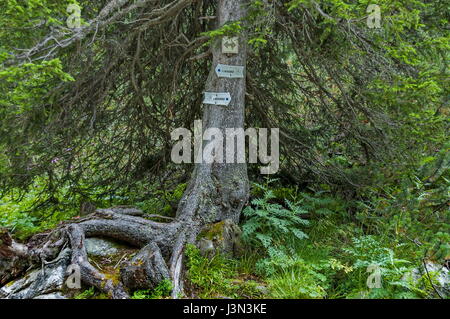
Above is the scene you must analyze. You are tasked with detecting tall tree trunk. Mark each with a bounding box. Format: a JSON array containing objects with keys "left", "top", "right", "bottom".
[
  {"left": 176, "top": 0, "right": 249, "bottom": 226},
  {"left": 0, "top": 0, "right": 250, "bottom": 299},
  {"left": 168, "top": 0, "right": 250, "bottom": 296}
]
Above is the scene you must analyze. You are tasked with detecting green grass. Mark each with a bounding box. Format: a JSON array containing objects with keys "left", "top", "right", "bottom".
[{"left": 131, "top": 279, "right": 173, "bottom": 299}]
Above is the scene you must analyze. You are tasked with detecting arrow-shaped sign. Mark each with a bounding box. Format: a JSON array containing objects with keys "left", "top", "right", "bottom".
[
  {"left": 203, "top": 92, "right": 232, "bottom": 106},
  {"left": 215, "top": 64, "right": 244, "bottom": 78}
]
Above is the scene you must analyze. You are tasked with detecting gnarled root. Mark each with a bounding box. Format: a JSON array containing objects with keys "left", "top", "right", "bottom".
[
  {"left": 120, "top": 242, "right": 170, "bottom": 291},
  {"left": 0, "top": 248, "right": 71, "bottom": 299},
  {"left": 66, "top": 223, "right": 129, "bottom": 299},
  {"left": 0, "top": 208, "right": 199, "bottom": 299},
  {"left": 0, "top": 228, "right": 30, "bottom": 287}
]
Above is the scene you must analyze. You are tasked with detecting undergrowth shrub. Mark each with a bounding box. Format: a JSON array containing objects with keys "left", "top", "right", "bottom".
[
  {"left": 185, "top": 244, "right": 265, "bottom": 298},
  {"left": 185, "top": 244, "right": 237, "bottom": 298},
  {"left": 0, "top": 177, "right": 79, "bottom": 239},
  {"left": 341, "top": 236, "right": 426, "bottom": 298},
  {"left": 242, "top": 181, "right": 309, "bottom": 275}
]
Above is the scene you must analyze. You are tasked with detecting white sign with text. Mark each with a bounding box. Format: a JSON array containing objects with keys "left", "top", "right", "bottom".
[
  {"left": 215, "top": 64, "right": 244, "bottom": 78},
  {"left": 203, "top": 92, "right": 232, "bottom": 106}
]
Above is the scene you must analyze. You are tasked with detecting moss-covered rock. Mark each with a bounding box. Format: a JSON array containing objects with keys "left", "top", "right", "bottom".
[{"left": 197, "top": 219, "right": 244, "bottom": 258}]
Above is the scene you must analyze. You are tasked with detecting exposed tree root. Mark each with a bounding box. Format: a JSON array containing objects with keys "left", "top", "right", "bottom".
[
  {"left": 67, "top": 223, "right": 128, "bottom": 299},
  {"left": 0, "top": 229, "right": 30, "bottom": 287},
  {"left": 0, "top": 248, "right": 71, "bottom": 299},
  {"left": 0, "top": 208, "right": 202, "bottom": 299},
  {"left": 120, "top": 242, "right": 171, "bottom": 292}
]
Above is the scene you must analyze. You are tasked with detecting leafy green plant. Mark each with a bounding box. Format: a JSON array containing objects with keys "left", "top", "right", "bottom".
[
  {"left": 131, "top": 279, "right": 173, "bottom": 299},
  {"left": 342, "top": 236, "right": 423, "bottom": 299},
  {"left": 0, "top": 177, "right": 80, "bottom": 239},
  {"left": 74, "top": 287, "right": 95, "bottom": 299},
  {"left": 242, "top": 182, "right": 309, "bottom": 274},
  {"left": 267, "top": 261, "right": 328, "bottom": 299},
  {"left": 261, "top": 244, "right": 353, "bottom": 299},
  {"left": 355, "top": 149, "right": 450, "bottom": 263},
  {"left": 185, "top": 244, "right": 267, "bottom": 299},
  {"left": 185, "top": 244, "right": 237, "bottom": 298}
]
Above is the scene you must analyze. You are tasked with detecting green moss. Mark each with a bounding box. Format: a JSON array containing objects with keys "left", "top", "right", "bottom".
[
  {"left": 102, "top": 268, "right": 122, "bottom": 286},
  {"left": 198, "top": 221, "right": 226, "bottom": 241},
  {"left": 74, "top": 287, "right": 111, "bottom": 300},
  {"left": 131, "top": 279, "right": 173, "bottom": 299},
  {"left": 74, "top": 287, "right": 95, "bottom": 299}
]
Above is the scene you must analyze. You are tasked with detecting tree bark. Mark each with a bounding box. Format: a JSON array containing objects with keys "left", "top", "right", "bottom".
[
  {"left": 0, "top": 0, "right": 249, "bottom": 299},
  {"left": 169, "top": 0, "right": 249, "bottom": 296},
  {"left": 176, "top": 0, "right": 249, "bottom": 225}
]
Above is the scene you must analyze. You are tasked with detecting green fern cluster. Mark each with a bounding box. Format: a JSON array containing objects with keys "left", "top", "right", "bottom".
[
  {"left": 242, "top": 182, "right": 310, "bottom": 275},
  {"left": 342, "top": 236, "right": 431, "bottom": 299},
  {"left": 243, "top": 183, "right": 309, "bottom": 248}
]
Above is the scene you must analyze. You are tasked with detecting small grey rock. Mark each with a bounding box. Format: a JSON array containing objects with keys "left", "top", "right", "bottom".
[
  {"left": 198, "top": 238, "right": 215, "bottom": 257},
  {"left": 85, "top": 238, "right": 120, "bottom": 257},
  {"left": 34, "top": 292, "right": 67, "bottom": 299}
]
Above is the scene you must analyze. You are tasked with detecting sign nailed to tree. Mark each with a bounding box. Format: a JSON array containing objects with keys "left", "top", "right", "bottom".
[
  {"left": 203, "top": 92, "right": 232, "bottom": 106},
  {"left": 215, "top": 64, "right": 244, "bottom": 78},
  {"left": 222, "top": 36, "right": 239, "bottom": 54}
]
